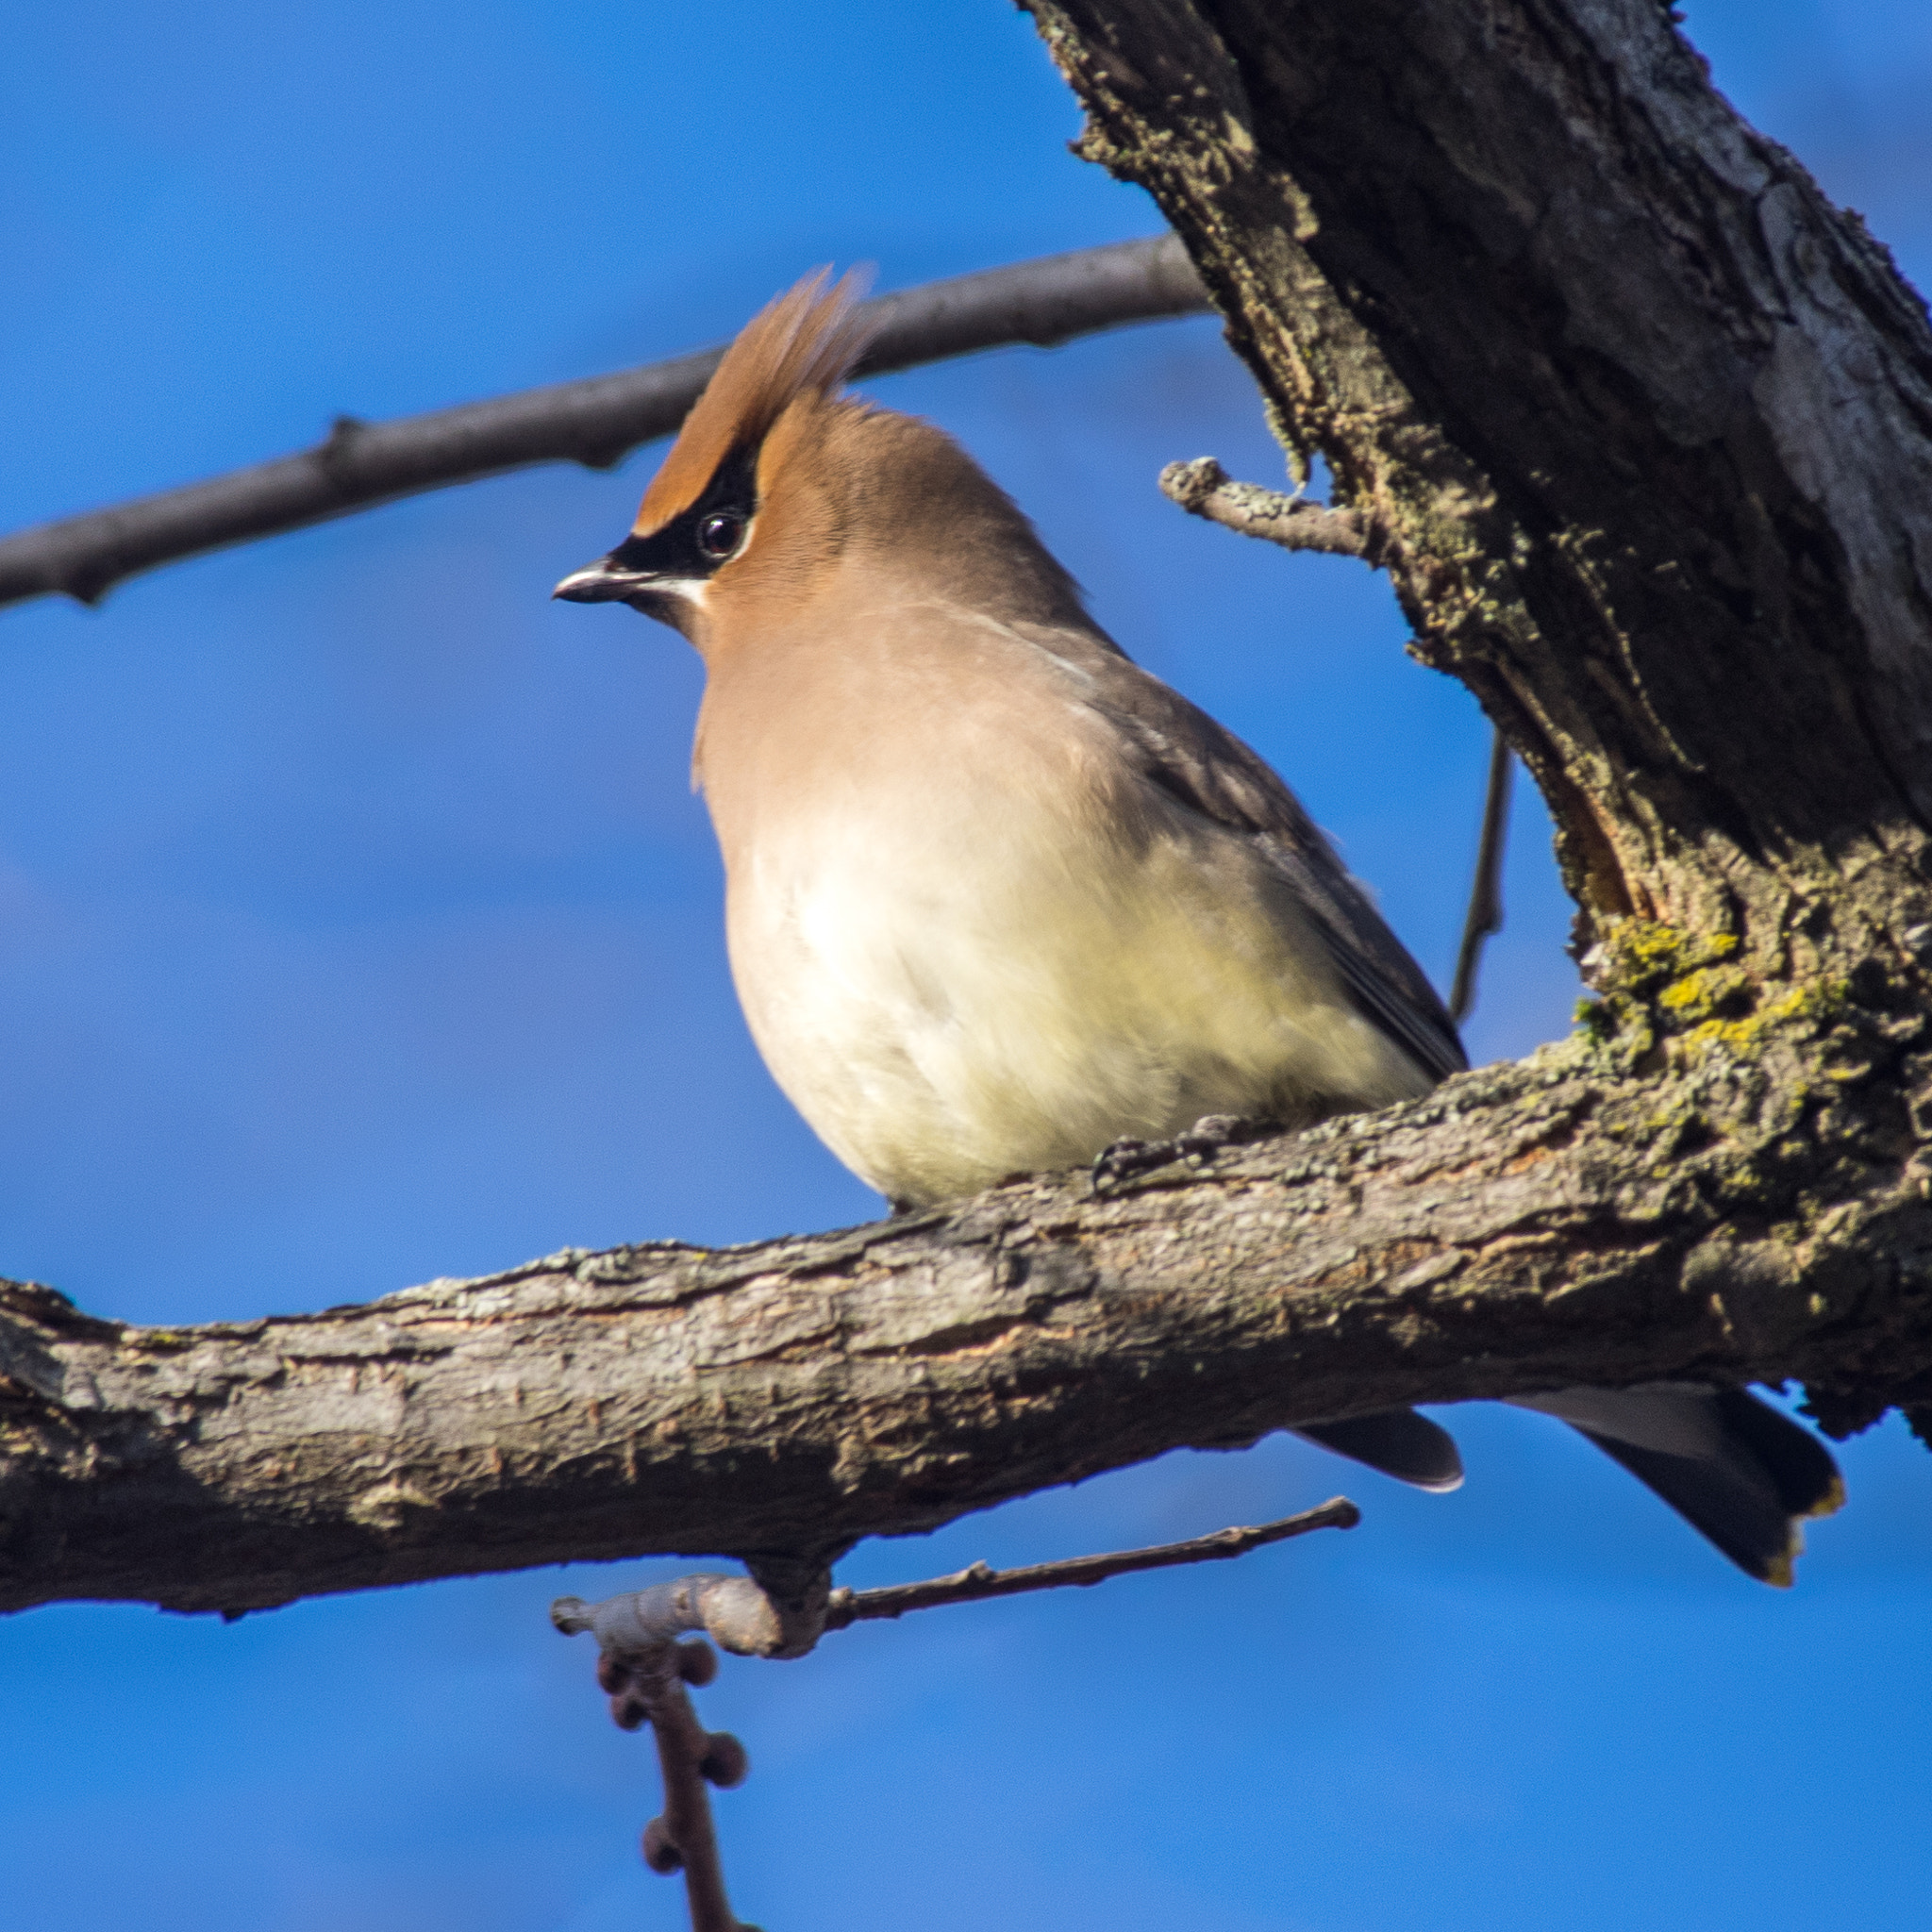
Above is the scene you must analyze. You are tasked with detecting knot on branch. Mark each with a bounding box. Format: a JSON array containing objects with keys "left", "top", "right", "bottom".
[
  {"left": 318, "top": 413, "right": 370, "bottom": 481},
  {"left": 553, "top": 1570, "right": 820, "bottom": 1659}
]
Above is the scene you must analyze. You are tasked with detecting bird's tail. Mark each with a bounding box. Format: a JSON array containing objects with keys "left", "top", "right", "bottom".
[{"left": 1507, "top": 1385, "right": 1844, "bottom": 1585}]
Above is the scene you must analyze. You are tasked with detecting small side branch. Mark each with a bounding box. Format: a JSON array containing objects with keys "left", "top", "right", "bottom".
[
  {"left": 557, "top": 1501, "right": 1357, "bottom": 1930},
  {"left": 554, "top": 1571, "right": 824, "bottom": 1660},
  {"left": 1158, "top": 456, "right": 1383, "bottom": 559},
  {"left": 824, "top": 1495, "right": 1359, "bottom": 1626},
  {"left": 554, "top": 1497, "right": 1358, "bottom": 1664}
]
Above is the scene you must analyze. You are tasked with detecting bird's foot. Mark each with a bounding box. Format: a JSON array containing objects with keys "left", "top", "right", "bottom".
[{"left": 1091, "top": 1114, "right": 1273, "bottom": 1193}]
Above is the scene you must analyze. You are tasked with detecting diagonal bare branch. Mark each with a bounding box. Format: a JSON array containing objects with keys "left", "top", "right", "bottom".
[
  {"left": 0, "top": 236, "right": 1210, "bottom": 613},
  {"left": 1450, "top": 729, "right": 1515, "bottom": 1025}
]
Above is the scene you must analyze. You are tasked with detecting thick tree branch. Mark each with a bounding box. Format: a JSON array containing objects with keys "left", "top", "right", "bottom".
[
  {"left": 7, "top": 0, "right": 1932, "bottom": 1617},
  {"left": 0, "top": 236, "right": 1209, "bottom": 612},
  {"left": 6, "top": 990, "right": 1931, "bottom": 1617}
]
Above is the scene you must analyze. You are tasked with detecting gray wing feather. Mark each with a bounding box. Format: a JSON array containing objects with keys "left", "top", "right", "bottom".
[
  {"left": 1294, "top": 1408, "right": 1465, "bottom": 1491},
  {"left": 1022, "top": 623, "right": 1467, "bottom": 1085}
]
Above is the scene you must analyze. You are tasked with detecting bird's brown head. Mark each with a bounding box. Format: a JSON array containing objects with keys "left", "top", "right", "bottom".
[{"left": 552, "top": 268, "right": 878, "bottom": 644}]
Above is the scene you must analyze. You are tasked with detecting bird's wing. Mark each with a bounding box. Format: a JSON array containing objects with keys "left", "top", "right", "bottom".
[
  {"left": 1292, "top": 1409, "right": 1465, "bottom": 1491},
  {"left": 1019, "top": 622, "right": 1468, "bottom": 1084}
]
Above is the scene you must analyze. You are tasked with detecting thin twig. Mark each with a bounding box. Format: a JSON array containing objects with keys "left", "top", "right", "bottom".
[
  {"left": 1158, "top": 456, "right": 1381, "bottom": 559},
  {"left": 559, "top": 1498, "right": 1357, "bottom": 1930},
  {"left": 1449, "top": 727, "right": 1515, "bottom": 1024},
  {"left": 0, "top": 235, "right": 1210, "bottom": 614},
  {"left": 824, "top": 1495, "right": 1359, "bottom": 1627},
  {"left": 553, "top": 1499, "right": 1359, "bottom": 1660}
]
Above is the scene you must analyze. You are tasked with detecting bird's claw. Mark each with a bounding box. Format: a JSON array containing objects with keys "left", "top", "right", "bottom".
[{"left": 1091, "top": 1115, "right": 1261, "bottom": 1193}]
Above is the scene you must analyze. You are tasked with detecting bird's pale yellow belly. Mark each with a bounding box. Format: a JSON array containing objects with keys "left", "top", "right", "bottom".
[{"left": 722, "top": 782, "right": 1427, "bottom": 1206}]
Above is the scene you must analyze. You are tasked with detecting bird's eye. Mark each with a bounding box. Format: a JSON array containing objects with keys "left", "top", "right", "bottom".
[{"left": 696, "top": 510, "right": 746, "bottom": 561}]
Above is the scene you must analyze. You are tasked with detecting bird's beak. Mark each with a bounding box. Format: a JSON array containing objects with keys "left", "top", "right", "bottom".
[{"left": 552, "top": 554, "right": 652, "bottom": 604}]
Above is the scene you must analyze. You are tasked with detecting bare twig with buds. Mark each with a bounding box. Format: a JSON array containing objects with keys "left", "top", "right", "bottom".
[
  {"left": 594, "top": 1638, "right": 757, "bottom": 1932},
  {"left": 554, "top": 1496, "right": 1357, "bottom": 1932}
]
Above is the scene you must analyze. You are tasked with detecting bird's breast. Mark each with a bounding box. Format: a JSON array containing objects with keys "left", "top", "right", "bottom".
[{"left": 694, "top": 611, "right": 1424, "bottom": 1205}]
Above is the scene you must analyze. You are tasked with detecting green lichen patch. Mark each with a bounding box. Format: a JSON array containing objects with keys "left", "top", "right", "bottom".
[
  {"left": 1681, "top": 977, "right": 1853, "bottom": 1057},
  {"left": 1658, "top": 962, "right": 1753, "bottom": 1024},
  {"left": 1600, "top": 920, "right": 1740, "bottom": 993},
  {"left": 129, "top": 1327, "right": 192, "bottom": 1353},
  {"left": 1574, "top": 919, "right": 1850, "bottom": 1066}
]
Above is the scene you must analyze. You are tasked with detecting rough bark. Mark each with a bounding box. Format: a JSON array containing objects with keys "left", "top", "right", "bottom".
[
  {"left": 6, "top": 1010, "right": 1931, "bottom": 1616},
  {"left": 1023, "top": 0, "right": 1932, "bottom": 963},
  {"left": 6, "top": 0, "right": 1932, "bottom": 1617}
]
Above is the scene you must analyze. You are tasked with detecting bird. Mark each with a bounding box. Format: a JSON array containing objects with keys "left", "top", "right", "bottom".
[{"left": 555, "top": 267, "right": 1843, "bottom": 1585}]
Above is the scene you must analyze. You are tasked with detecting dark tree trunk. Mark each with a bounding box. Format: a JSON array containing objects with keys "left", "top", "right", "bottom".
[
  {"left": 4, "top": 0, "right": 1930, "bottom": 1618},
  {"left": 1025, "top": 0, "right": 1932, "bottom": 965}
]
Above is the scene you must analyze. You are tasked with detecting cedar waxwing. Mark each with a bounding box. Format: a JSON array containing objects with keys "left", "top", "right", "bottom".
[{"left": 556, "top": 269, "right": 1842, "bottom": 1584}]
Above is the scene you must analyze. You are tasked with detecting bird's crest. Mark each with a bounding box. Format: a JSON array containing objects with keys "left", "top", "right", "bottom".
[{"left": 632, "top": 267, "right": 877, "bottom": 536}]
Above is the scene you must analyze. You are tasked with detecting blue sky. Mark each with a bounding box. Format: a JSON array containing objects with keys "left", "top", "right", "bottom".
[{"left": 1, "top": 3, "right": 1928, "bottom": 1928}]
